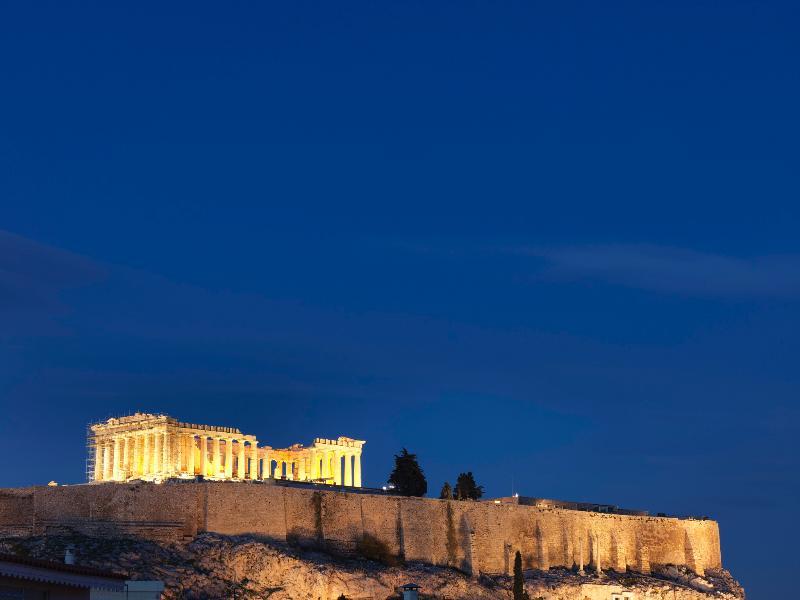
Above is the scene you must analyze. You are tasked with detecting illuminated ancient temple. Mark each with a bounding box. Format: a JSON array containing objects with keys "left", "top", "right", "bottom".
[{"left": 88, "top": 412, "right": 365, "bottom": 487}]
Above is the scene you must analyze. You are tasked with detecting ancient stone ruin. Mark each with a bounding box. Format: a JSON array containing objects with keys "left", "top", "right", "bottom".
[
  {"left": 0, "top": 411, "right": 739, "bottom": 599},
  {"left": 88, "top": 412, "right": 365, "bottom": 486}
]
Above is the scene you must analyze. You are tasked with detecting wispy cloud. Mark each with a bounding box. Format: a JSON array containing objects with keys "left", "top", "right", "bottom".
[
  {"left": 0, "top": 229, "right": 105, "bottom": 313},
  {"left": 522, "top": 244, "right": 800, "bottom": 297}
]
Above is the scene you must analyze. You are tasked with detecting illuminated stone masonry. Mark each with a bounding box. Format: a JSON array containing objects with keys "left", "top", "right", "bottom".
[{"left": 88, "top": 412, "right": 365, "bottom": 486}]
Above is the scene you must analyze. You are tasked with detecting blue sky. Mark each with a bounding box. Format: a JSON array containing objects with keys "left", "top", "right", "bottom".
[{"left": 1, "top": 2, "right": 799, "bottom": 596}]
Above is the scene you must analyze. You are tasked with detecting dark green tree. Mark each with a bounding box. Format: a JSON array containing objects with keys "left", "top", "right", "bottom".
[
  {"left": 388, "top": 448, "right": 427, "bottom": 497},
  {"left": 513, "top": 550, "right": 530, "bottom": 600},
  {"left": 439, "top": 481, "right": 453, "bottom": 500},
  {"left": 454, "top": 471, "right": 484, "bottom": 500}
]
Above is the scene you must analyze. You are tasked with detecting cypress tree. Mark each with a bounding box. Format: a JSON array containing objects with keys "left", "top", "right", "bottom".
[
  {"left": 454, "top": 471, "right": 484, "bottom": 500},
  {"left": 387, "top": 448, "right": 427, "bottom": 497},
  {"left": 440, "top": 481, "right": 453, "bottom": 500},
  {"left": 513, "top": 550, "right": 530, "bottom": 600}
]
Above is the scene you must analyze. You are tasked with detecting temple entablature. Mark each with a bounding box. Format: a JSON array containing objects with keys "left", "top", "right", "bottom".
[
  {"left": 88, "top": 412, "right": 364, "bottom": 488},
  {"left": 313, "top": 436, "right": 365, "bottom": 449}
]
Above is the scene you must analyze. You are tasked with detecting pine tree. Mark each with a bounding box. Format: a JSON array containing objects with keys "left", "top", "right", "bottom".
[
  {"left": 440, "top": 481, "right": 453, "bottom": 500},
  {"left": 387, "top": 448, "right": 427, "bottom": 497},
  {"left": 513, "top": 550, "right": 530, "bottom": 600},
  {"left": 454, "top": 472, "right": 484, "bottom": 500}
]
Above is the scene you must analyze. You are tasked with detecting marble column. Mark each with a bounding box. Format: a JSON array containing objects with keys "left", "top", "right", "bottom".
[
  {"left": 102, "top": 442, "right": 112, "bottom": 481},
  {"left": 161, "top": 431, "right": 170, "bottom": 476},
  {"left": 249, "top": 441, "right": 259, "bottom": 479},
  {"left": 321, "top": 451, "right": 331, "bottom": 481},
  {"left": 353, "top": 451, "right": 362, "bottom": 487},
  {"left": 201, "top": 437, "right": 208, "bottom": 476},
  {"left": 94, "top": 441, "right": 104, "bottom": 482},
  {"left": 344, "top": 452, "right": 352, "bottom": 486},
  {"left": 133, "top": 434, "right": 142, "bottom": 476},
  {"left": 113, "top": 437, "right": 122, "bottom": 480},
  {"left": 225, "top": 439, "right": 233, "bottom": 478},
  {"left": 237, "top": 441, "right": 245, "bottom": 479},
  {"left": 187, "top": 434, "right": 195, "bottom": 476},
  {"left": 143, "top": 432, "right": 151, "bottom": 475},
  {"left": 121, "top": 436, "right": 131, "bottom": 479},
  {"left": 212, "top": 437, "right": 221, "bottom": 476},
  {"left": 153, "top": 430, "right": 162, "bottom": 474},
  {"left": 333, "top": 451, "right": 342, "bottom": 485},
  {"left": 263, "top": 449, "right": 271, "bottom": 479},
  {"left": 308, "top": 451, "right": 317, "bottom": 479},
  {"left": 175, "top": 432, "right": 184, "bottom": 473},
  {"left": 298, "top": 457, "right": 307, "bottom": 481}
]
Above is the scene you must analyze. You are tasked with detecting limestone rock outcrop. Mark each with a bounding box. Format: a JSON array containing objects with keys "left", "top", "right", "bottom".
[{"left": 0, "top": 532, "right": 744, "bottom": 600}]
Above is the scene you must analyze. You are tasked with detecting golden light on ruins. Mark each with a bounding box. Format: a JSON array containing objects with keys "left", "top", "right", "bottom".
[
  {"left": 88, "top": 412, "right": 365, "bottom": 486},
  {"left": 0, "top": 410, "right": 723, "bottom": 586}
]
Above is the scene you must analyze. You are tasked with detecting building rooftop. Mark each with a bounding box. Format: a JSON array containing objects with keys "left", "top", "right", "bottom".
[{"left": 0, "top": 552, "right": 127, "bottom": 590}]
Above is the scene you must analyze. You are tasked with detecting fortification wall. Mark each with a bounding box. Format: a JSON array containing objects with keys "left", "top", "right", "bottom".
[
  {"left": 0, "top": 487, "right": 35, "bottom": 535},
  {"left": 0, "top": 482, "right": 721, "bottom": 576}
]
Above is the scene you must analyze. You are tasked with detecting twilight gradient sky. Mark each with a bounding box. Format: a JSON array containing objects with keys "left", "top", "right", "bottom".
[{"left": 1, "top": 2, "right": 799, "bottom": 597}]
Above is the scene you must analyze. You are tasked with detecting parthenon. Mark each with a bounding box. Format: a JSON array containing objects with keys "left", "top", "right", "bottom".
[{"left": 88, "top": 412, "right": 365, "bottom": 487}]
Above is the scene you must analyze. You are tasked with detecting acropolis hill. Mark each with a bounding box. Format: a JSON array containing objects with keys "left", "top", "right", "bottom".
[{"left": 0, "top": 412, "right": 743, "bottom": 599}]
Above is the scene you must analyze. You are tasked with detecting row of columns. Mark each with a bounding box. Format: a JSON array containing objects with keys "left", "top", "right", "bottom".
[
  {"left": 252, "top": 450, "right": 362, "bottom": 486},
  {"left": 308, "top": 449, "right": 362, "bottom": 486},
  {"left": 94, "top": 432, "right": 363, "bottom": 488},
  {"left": 197, "top": 434, "right": 266, "bottom": 479},
  {"left": 95, "top": 430, "right": 173, "bottom": 481},
  {"left": 94, "top": 430, "right": 262, "bottom": 482}
]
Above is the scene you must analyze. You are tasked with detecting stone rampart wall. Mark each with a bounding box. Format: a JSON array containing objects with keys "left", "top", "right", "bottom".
[
  {"left": 0, "top": 483, "right": 721, "bottom": 575},
  {"left": 0, "top": 488, "right": 34, "bottom": 532}
]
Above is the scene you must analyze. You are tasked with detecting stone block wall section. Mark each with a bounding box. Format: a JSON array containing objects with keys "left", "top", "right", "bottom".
[
  {"left": 0, "top": 483, "right": 721, "bottom": 576},
  {"left": 0, "top": 488, "right": 34, "bottom": 535}
]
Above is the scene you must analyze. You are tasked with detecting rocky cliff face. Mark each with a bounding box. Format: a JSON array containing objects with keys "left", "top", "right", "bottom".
[{"left": 0, "top": 533, "right": 744, "bottom": 600}]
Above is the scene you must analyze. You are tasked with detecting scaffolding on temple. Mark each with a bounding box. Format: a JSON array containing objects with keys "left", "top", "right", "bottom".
[
  {"left": 86, "top": 421, "right": 97, "bottom": 483},
  {"left": 86, "top": 411, "right": 140, "bottom": 483}
]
